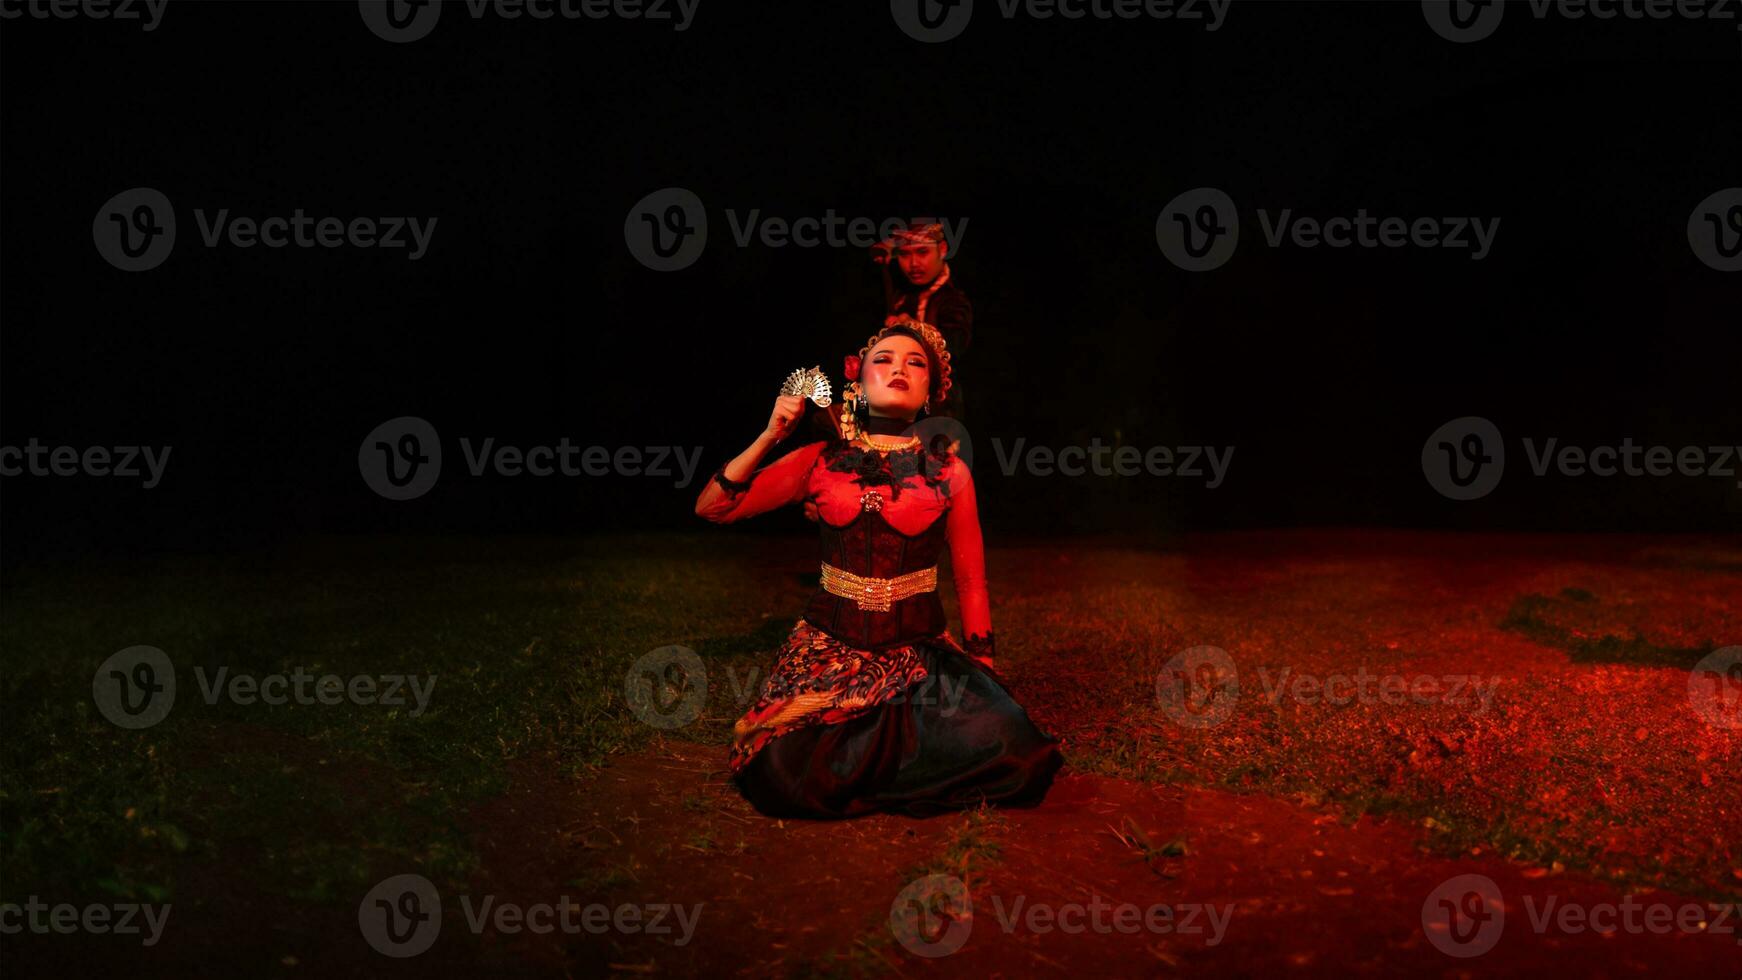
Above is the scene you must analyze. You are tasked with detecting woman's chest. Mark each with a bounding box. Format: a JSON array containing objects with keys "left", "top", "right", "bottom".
[{"left": 807, "top": 448, "right": 952, "bottom": 536}]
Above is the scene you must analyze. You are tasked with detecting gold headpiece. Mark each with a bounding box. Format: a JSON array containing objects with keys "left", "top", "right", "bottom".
[
  {"left": 840, "top": 316, "right": 953, "bottom": 442},
  {"left": 859, "top": 316, "right": 952, "bottom": 406}
]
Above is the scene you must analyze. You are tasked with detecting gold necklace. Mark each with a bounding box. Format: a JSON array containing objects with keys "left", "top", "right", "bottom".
[{"left": 857, "top": 431, "right": 921, "bottom": 453}]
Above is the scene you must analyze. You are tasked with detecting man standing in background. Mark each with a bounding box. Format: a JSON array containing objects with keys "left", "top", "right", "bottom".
[{"left": 871, "top": 218, "right": 973, "bottom": 421}]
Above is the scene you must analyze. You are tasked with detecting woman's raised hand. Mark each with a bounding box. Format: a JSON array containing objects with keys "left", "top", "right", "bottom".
[{"left": 764, "top": 394, "right": 806, "bottom": 442}]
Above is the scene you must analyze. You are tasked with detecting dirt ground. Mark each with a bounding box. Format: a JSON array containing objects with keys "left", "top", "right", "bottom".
[
  {"left": 5, "top": 530, "right": 1740, "bottom": 977},
  {"left": 441, "top": 739, "right": 1742, "bottom": 978}
]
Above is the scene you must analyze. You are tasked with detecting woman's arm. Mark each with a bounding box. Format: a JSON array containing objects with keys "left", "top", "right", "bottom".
[
  {"left": 694, "top": 395, "right": 825, "bottom": 523},
  {"left": 944, "top": 460, "right": 995, "bottom": 669}
]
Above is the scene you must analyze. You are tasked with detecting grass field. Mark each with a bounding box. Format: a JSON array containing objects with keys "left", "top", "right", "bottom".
[{"left": 2, "top": 529, "right": 1738, "bottom": 974}]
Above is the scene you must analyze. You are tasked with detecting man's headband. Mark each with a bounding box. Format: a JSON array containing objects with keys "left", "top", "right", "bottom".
[{"left": 887, "top": 220, "right": 946, "bottom": 248}]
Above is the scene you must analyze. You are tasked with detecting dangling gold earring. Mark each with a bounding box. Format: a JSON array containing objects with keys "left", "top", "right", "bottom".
[{"left": 841, "top": 382, "right": 863, "bottom": 441}]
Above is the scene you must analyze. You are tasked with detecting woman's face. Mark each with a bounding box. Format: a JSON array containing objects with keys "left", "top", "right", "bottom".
[{"left": 862, "top": 333, "right": 931, "bottom": 418}]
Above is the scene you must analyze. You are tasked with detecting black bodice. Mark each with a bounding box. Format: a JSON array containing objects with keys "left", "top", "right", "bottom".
[{"left": 804, "top": 508, "right": 948, "bottom": 650}]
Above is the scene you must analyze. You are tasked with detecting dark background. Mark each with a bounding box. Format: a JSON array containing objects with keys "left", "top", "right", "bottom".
[{"left": 3, "top": 0, "right": 1739, "bottom": 564}]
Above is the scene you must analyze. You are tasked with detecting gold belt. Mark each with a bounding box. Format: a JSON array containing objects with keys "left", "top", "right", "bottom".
[{"left": 820, "top": 562, "right": 938, "bottom": 612}]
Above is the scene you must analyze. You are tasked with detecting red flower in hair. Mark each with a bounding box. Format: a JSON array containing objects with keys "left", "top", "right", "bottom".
[{"left": 843, "top": 354, "right": 861, "bottom": 382}]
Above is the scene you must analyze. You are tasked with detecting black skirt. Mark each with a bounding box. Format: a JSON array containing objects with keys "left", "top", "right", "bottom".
[{"left": 732, "top": 641, "right": 1064, "bottom": 819}]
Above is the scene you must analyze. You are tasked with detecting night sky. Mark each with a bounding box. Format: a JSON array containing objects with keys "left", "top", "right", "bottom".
[{"left": 3, "top": 0, "right": 1739, "bottom": 563}]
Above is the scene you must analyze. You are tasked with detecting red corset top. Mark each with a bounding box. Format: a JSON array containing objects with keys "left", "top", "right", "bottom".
[{"left": 696, "top": 438, "right": 990, "bottom": 650}]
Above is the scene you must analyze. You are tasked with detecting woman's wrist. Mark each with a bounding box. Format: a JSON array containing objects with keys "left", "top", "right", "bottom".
[
  {"left": 965, "top": 631, "right": 996, "bottom": 667},
  {"left": 712, "top": 466, "right": 752, "bottom": 496}
]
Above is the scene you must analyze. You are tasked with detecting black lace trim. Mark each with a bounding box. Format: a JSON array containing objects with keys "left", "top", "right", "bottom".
[
  {"left": 964, "top": 631, "right": 996, "bottom": 663},
  {"left": 824, "top": 442, "right": 952, "bottom": 503},
  {"left": 712, "top": 466, "right": 751, "bottom": 496}
]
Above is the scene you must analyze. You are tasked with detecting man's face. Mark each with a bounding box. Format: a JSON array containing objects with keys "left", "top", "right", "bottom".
[{"left": 895, "top": 242, "right": 947, "bottom": 286}]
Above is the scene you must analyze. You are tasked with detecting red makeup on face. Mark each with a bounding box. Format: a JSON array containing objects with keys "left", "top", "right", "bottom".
[{"left": 863, "top": 334, "right": 930, "bottom": 416}]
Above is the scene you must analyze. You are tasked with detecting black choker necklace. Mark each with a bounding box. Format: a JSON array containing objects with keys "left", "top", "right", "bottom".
[{"left": 863, "top": 415, "right": 913, "bottom": 437}]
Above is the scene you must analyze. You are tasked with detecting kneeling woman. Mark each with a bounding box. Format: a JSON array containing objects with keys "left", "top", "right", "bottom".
[{"left": 694, "top": 317, "right": 1063, "bottom": 818}]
